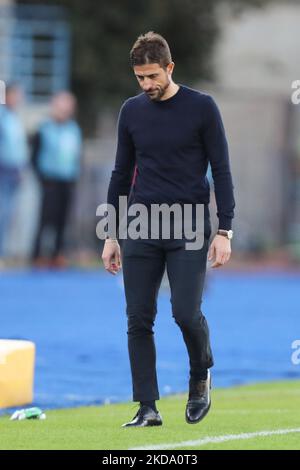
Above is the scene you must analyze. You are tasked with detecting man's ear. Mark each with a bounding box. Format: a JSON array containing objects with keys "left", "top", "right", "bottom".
[{"left": 167, "top": 62, "right": 175, "bottom": 75}]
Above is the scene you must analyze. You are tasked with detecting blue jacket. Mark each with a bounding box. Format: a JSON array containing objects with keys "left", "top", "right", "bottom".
[
  {"left": 34, "top": 119, "right": 82, "bottom": 181},
  {"left": 0, "top": 107, "right": 28, "bottom": 169}
]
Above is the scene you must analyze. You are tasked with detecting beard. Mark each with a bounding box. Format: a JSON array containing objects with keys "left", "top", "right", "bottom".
[{"left": 146, "top": 78, "right": 171, "bottom": 101}]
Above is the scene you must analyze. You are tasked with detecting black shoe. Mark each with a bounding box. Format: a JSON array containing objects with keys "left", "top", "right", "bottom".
[
  {"left": 122, "top": 405, "right": 163, "bottom": 428},
  {"left": 185, "top": 370, "right": 211, "bottom": 424}
]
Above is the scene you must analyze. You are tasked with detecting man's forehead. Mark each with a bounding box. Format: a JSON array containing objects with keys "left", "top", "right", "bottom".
[{"left": 133, "top": 63, "right": 164, "bottom": 76}]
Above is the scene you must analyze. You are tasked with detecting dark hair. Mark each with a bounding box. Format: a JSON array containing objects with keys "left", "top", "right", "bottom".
[{"left": 130, "top": 31, "right": 172, "bottom": 68}]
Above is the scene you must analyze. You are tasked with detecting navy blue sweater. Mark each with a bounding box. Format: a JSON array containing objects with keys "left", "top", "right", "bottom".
[{"left": 107, "top": 85, "right": 235, "bottom": 230}]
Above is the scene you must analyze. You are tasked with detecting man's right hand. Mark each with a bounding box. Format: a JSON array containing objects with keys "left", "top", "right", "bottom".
[{"left": 102, "top": 239, "right": 122, "bottom": 275}]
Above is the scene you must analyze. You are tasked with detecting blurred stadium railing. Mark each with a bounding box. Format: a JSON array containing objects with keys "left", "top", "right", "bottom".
[{"left": 0, "top": 2, "right": 70, "bottom": 102}]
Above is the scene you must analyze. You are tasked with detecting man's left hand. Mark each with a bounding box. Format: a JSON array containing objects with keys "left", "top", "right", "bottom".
[{"left": 208, "top": 235, "right": 231, "bottom": 268}]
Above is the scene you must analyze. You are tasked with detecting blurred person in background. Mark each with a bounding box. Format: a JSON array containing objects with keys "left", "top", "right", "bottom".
[
  {"left": 102, "top": 32, "right": 235, "bottom": 428},
  {"left": 31, "top": 91, "right": 82, "bottom": 268},
  {"left": 0, "top": 83, "right": 28, "bottom": 267}
]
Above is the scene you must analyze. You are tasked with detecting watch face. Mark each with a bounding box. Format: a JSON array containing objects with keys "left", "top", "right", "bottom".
[{"left": 228, "top": 230, "right": 233, "bottom": 239}]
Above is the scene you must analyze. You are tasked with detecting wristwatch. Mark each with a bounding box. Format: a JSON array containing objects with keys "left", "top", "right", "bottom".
[
  {"left": 105, "top": 236, "right": 118, "bottom": 241},
  {"left": 217, "top": 229, "right": 233, "bottom": 240}
]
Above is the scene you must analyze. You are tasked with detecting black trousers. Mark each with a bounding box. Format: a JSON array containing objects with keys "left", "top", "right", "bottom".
[
  {"left": 32, "top": 179, "right": 74, "bottom": 259},
  {"left": 121, "top": 207, "right": 214, "bottom": 402}
]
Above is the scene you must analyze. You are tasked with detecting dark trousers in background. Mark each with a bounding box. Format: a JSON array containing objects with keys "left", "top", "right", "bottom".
[
  {"left": 32, "top": 179, "right": 74, "bottom": 260},
  {"left": 121, "top": 209, "right": 214, "bottom": 402}
]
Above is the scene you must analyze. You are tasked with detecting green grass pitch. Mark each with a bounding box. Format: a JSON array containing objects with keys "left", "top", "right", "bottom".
[{"left": 0, "top": 381, "right": 299, "bottom": 450}]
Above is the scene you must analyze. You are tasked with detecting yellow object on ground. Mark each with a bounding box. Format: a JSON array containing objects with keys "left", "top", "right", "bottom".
[{"left": 0, "top": 340, "right": 35, "bottom": 408}]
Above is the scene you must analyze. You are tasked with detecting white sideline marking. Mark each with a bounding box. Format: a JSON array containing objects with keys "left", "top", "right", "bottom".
[
  {"left": 214, "top": 409, "right": 291, "bottom": 414},
  {"left": 130, "top": 428, "right": 300, "bottom": 450}
]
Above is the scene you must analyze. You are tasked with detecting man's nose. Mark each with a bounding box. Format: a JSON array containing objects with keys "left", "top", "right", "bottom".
[{"left": 142, "top": 78, "right": 153, "bottom": 91}]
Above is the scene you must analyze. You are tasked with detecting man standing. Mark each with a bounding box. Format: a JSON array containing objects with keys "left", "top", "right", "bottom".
[{"left": 102, "top": 32, "right": 235, "bottom": 427}]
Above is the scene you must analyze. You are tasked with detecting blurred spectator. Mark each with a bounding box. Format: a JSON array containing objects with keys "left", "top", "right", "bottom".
[
  {"left": 206, "top": 164, "right": 213, "bottom": 191},
  {"left": 31, "top": 91, "right": 82, "bottom": 267},
  {"left": 0, "top": 83, "right": 28, "bottom": 265}
]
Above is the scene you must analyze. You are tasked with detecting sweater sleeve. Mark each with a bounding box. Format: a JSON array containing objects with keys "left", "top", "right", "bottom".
[
  {"left": 107, "top": 102, "right": 136, "bottom": 232},
  {"left": 202, "top": 95, "right": 235, "bottom": 230}
]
